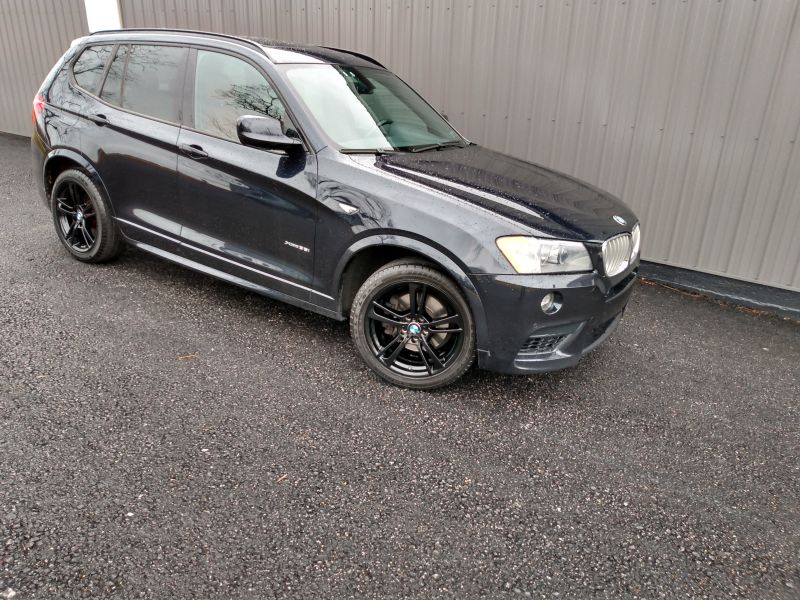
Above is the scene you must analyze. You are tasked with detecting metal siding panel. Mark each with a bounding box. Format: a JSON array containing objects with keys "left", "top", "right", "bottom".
[
  {"left": 646, "top": 1, "right": 724, "bottom": 263},
  {"left": 696, "top": 0, "right": 795, "bottom": 283},
  {"left": 595, "top": 1, "right": 655, "bottom": 198},
  {"left": 486, "top": 0, "right": 522, "bottom": 154},
  {"left": 571, "top": 1, "right": 623, "bottom": 185},
  {"left": 551, "top": 0, "right": 601, "bottom": 177},
  {"left": 625, "top": 1, "right": 690, "bottom": 262},
  {"left": 0, "top": 0, "right": 88, "bottom": 136},
  {"left": 773, "top": 136, "right": 800, "bottom": 288},
  {"left": 669, "top": 0, "right": 757, "bottom": 269},
  {"left": 738, "top": 1, "right": 800, "bottom": 283}
]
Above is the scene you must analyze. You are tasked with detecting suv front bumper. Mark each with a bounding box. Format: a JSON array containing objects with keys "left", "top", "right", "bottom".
[{"left": 471, "top": 264, "right": 638, "bottom": 375}]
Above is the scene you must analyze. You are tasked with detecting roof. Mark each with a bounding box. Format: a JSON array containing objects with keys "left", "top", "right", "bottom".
[{"left": 86, "top": 28, "right": 384, "bottom": 68}]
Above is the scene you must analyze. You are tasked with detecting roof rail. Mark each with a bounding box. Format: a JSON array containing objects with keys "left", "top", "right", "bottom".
[
  {"left": 87, "top": 27, "right": 268, "bottom": 58},
  {"left": 319, "top": 46, "right": 385, "bottom": 68}
]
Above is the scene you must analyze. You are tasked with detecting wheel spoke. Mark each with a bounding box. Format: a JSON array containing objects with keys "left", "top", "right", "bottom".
[
  {"left": 66, "top": 183, "right": 78, "bottom": 204},
  {"left": 369, "top": 302, "right": 406, "bottom": 327},
  {"left": 417, "top": 284, "right": 428, "bottom": 316},
  {"left": 418, "top": 344, "right": 433, "bottom": 374},
  {"left": 80, "top": 223, "right": 94, "bottom": 247},
  {"left": 428, "top": 314, "right": 462, "bottom": 328},
  {"left": 373, "top": 301, "right": 406, "bottom": 319},
  {"left": 64, "top": 222, "right": 78, "bottom": 243},
  {"left": 409, "top": 283, "right": 427, "bottom": 317},
  {"left": 382, "top": 335, "right": 407, "bottom": 367},
  {"left": 408, "top": 283, "right": 417, "bottom": 316},
  {"left": 56, "top": 199, "right": 77, "bottom": 216},
  {"left": 431, "top": 327, "right": 463, "bottom": 334},
  {"left": 369, "top": 310, "right": 403, "bottom": 327},
  {"left": 376, "top": 333, "right": 402, "bottom": 358},
  {"left": 73, "top": 183, "right": 83, "bottom": 206},
  {"left": 419, "top": 336, "right": 444, "bottom": 371}
]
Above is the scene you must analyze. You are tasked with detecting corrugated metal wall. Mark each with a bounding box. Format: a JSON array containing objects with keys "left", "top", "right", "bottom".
[
  {"left": 0, "top": 0, "right": 89, "bottom": 136},
  {"left": 120, "top": 0, "right": 800, "bottom": 292}
]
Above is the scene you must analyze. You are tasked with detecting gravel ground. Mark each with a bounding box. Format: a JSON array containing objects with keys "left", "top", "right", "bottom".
[{"left": 1, "top": 133, "right": 799, "bottom": 598}]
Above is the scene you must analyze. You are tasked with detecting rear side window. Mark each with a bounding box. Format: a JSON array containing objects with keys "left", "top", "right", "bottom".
[
  {"left": 193, "top": 50, "right": 287, "bottom": 141},
  {"left": 99, "top": 44, "right": 187, "bottom": 123},
  {"left": 100, "top": 45, "right": 128, "bottom": 106},
  {"left": 72, "top": 45, "right": 112, "bottom": 93}
]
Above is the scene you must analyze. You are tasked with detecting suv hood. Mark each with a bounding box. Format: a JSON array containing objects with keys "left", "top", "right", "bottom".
[{"left": 376, "top": 145, "right": 637, "bottom": 242}]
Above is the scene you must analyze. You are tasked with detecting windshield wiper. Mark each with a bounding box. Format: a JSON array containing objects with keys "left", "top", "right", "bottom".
[
  {"left": 339, "top": 148, "right": 397, "bottom": 155},
  {"left": 340, "top": 141, "right": 465, "bottom": 155},
  {"left": 403, "top": 140, "right": 466, "bottom": 153}
]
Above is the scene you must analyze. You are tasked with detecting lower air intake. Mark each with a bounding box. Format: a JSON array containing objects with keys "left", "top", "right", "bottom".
[{"left": 519, "top": 333, "right": 567, "bottom": 355}]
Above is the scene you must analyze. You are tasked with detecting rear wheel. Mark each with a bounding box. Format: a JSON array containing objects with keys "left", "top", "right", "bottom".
[
  {"left": 51, "top": 169, "right": 123, "bottom": 263},
  {"left": 350, "top": 261, "right": 476, "bottom": 389}
]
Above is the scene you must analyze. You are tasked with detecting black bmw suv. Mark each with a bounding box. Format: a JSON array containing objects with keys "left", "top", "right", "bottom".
[{"left": 32, "top": 29, "right": 640, "bottom": 389}]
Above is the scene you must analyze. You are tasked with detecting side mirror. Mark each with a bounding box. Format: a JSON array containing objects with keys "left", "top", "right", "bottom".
[{"left": 236, "top": 115, "right": 303, "bottom": 154}]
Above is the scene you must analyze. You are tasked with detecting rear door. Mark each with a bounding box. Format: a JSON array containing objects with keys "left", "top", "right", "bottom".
[
  {"left": 175, "top": 48, "right": 317, "bottom": 300},
  {"left": 81, "top": 43, "right": 189, "bottom": 248}
]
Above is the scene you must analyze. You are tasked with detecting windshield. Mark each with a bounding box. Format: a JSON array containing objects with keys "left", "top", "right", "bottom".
[{"left": 283, "top": 64, "right": 464, "bottom": 151}]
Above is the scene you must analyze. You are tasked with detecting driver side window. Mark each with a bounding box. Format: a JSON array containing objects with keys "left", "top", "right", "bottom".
[{"left": 193, "top": 50, "right": 289, "bottom": 142}]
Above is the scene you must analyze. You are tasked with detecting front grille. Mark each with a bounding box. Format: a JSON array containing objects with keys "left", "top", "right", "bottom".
[
  {"left": 601, "top": 233, "right": 633, "bottom": 277},
  {"left": 519, "top": 333, "right": 567, "bottom": 355}
]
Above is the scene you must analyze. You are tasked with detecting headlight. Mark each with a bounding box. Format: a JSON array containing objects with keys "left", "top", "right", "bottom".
[
  {"left": 496, "top": 236, "right": 592, "bottom": 274},
  {"left": 631, "top": 223, "right": 641, "bottom": 258}
]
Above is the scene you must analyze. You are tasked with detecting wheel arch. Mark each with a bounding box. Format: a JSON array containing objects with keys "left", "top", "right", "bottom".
[
  {"left": 334, "top": 234, "right": 488, "bottom": 348},
  {"left": 43, "top": 149, "right": 112, "bottom": 212}
]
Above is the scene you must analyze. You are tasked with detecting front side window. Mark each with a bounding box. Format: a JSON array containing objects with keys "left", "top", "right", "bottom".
[
  {"left": 73, "top": 45, "right": 112, "bottom": 93},
  {"left": 193, "top": 50, "right": 288, "bottom": 142},
  {"left": 283, "top": 65, "right": 462, "bottom": 151},
  {"left": 99, "top": 44, "right": 187, "bottom": 123}
]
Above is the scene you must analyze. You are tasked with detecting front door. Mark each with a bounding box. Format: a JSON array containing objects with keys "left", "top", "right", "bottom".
[{"left": 176, "top": 49, "right": 317, "bottom": 300}]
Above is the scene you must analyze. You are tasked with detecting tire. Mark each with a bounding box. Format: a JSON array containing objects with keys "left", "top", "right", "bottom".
[
  {"left": 50, "top": 169, "right": 123, "bottom": 263},
  {"left": 350, "top": 260, "right": 476, "bottom": 389}
]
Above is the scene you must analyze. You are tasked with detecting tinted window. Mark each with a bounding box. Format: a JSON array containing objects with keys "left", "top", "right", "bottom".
[
  {"left": 100, "top": 45, "right": 127, "bottom": 106},
  {"left": 194, "top": 50, "right": 288, "bottom": 141},
  {"left": 72, "top": 45, "right": 112, "bottom": 93},
  {"left": 101, "top": 44, "right": 187, "bottom": 122},
  {"left": 48, "top": 66, "right": 72, "bottom": 106}
]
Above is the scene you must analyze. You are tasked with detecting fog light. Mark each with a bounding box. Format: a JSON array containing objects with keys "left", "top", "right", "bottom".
[{"left": 541, "top": 292, "right": 562, "bottom": 315}]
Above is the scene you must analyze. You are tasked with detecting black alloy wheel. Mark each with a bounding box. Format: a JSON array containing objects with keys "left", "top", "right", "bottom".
[
  {"left": 55, "top": 181, "right": 97, "bottom": 252},
  {"left": 351, "top": 261, "right": 476, "bottom": 389},
  {"left": 50, "top": 169, "right": 123, "bottom": 263}
]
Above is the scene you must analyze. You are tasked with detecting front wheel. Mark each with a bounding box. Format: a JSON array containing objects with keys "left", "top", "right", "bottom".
[{"left": 350, "top": 261, "right": 476, "bottom": 389}]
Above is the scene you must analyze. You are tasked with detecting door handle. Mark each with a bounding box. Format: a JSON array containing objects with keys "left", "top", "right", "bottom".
[
  {"left": 88, "top": 113, "right": 109, "bottom": 126},
  {"left": 179, "top": 143, "right": 208, "bottom": 159}
]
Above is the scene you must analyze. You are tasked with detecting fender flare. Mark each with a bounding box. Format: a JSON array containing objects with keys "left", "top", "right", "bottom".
[
  {"left": 334, "top": 234, "right": 489, "bottom": 349},
  {"left": 43, "top": 148, "right": 113, "bottom": 212}
]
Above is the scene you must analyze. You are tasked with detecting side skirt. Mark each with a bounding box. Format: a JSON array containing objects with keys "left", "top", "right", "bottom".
[{"left": 130, "top": 240, "right": 344, "bottom": 321}]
